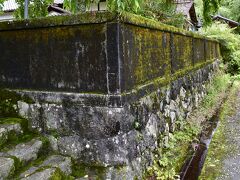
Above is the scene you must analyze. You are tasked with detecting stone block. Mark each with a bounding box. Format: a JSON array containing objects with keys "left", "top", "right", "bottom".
[
  {"left": 0, "top": 157, "right": 15, "bottom": 179},
  {"left": 7, "top": 139, "right": 43, "bottom": 164}
]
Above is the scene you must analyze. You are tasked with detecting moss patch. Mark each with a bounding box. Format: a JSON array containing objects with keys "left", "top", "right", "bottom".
[
  {"left": 0, "top": 89, "right": 34, "bottom": 118},
  {"left": 71, "top": 161, "right": 107, "bottom": 179},
  {"left": 0, "top": 89, "right": 21, "bottom": 118},
  {"left": 0, "top": 117, "right": 42, "bottom": 150},
  {"left": 0, "top": 118, "right": 33, "bottom": 148},
  {"left": 199, "top": 80, "right": 240, "bottom": 179},
  {"left": 50, "top": 167, "right": 74, "bottom": 180},
  {"left": 0, "top": 10, "right": 220, "bottom": 45},
  {"left": 0, "top": 117, "right": 28, "bottom": 131},
  {"left": 144, "top": 71, "right": 232, "bottom": 179},
  {"left": 145, "top": 123, "right": 200, "bottom": 179}
]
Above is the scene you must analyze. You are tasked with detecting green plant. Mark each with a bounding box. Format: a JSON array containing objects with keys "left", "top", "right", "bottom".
[
  {"left": 194, "top": 0, "right": 221, "bottom": 25},
  {"left": 107, "top": 0, "right": 142, "bottom": 13},
  {"left": 146, "top": 122, "right": 200, "bottom": 180},
  {"left": 200, "top": 79, "right": 240, "bottom": 179},
  {"left": 200, "top": 22, "right": 240, "bottom": 74},
  {"left": 145, "top": 72, "right": 231, "bottom": 180},
  {"left": 62, "top": 0, "right": 143, "bottom": 14},
  {"left": 202, "top": 72, "right": 231, "bottom": 108},
  {"left": 14, "top": 0, "right": 53, "bottom": 19},
  {"left": 0, "top": 0, "right": 4, "bottom": 11},
  {"left": 218, "top": 0, "right": 240, "bottom": 23},
  {"left": 140, "top": 0, "right": 185, "bottom": 28},
  {"left": 0, "top": 90, "right": 20, "bottom": 117},
  {"left": 0, "top": 0, "right": 185, "bottom": 28}
]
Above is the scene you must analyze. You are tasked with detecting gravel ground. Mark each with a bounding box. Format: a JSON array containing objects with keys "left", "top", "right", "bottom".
[{"left": 217, "top": 91, "right": 240, "bottom": 180}]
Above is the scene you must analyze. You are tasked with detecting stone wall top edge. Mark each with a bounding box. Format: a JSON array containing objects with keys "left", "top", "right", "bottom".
[
  {"left": 0, "top": 11, "right": 116, "bottom": 31},
  {"left": 0, "top": 11, "right": 218, "bottom": 43},
  {"left": 119, "top": 12, "right": 219, "bottom": 43}
]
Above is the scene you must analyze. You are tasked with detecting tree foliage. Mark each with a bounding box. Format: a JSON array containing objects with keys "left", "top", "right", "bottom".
[
  {"left": 194, "top": 0, "right": 221, "bottom": 25},
  {"left": 140, "top": 0, "right": 185, "bottom": 27},
  {"left": 14, "top": 0, "right": 53, "bottom": 19},
  {"left": 201, "top": 22, "right": 240, "bottom": 74},
  {"left": 204, "top": 0, "right": 221, "bottom": 25},
  {"left": 0, "top": 0, "right": 184, "bottom": 27},
  {"left": 64, "top": 0, "right": 184, "bottom": 27},
  {"left": 0, "top": 0, "right": 4, "bottom": 11},
  {"left": 63, "top": 0, "right": 143, "bottom": 13},
  {"left": 218, "top": 0, "right": 240, "bottom": 22}
]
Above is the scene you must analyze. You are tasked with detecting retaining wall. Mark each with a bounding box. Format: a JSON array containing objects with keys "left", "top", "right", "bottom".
[{"left": 0, "top": 12, "right": 221, "bottom": 179}]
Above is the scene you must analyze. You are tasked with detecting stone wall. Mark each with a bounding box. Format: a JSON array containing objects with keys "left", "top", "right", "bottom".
[{"left": 0, "top": 12, "right": 221, "bottom": 179}]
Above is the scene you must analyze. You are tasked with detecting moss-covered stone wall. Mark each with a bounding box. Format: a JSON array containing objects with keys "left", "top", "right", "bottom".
[
  {"left": 0, "top": 11, "right": 221, "bottom": 101},
  {"left": 0, "top": 23, "right": 108, "bottom": 93},
  {"left": 0, "top": 12, "right": 222, "bottom": 179},
  {"left": 119, "top": 23, "right": 220, "bottom": 93}
]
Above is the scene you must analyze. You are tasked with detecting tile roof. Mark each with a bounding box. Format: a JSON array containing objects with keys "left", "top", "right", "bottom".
[{"left": 212, "top": 15, "right": 240, "bottom": 27}]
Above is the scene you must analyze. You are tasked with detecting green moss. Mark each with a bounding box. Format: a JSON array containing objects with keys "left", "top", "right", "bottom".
[
  {"left": 119, "top": 12, "right": 218, "bottom": 43},
  {"left": 0, "top": 89, "right": 34, "bottom": 118},
  {"left": 0, "top": 89, "right": 21, "bottom": 117},
  {"left": 122, "top": 60, "right": 215, "bottom": 97},
  {"left": 0, "top": 11, "right": 218, "bottom": 44},
  {"left": 10, "top": 137, "right": 52, "bottom": 178},
  {"left": 144, "top": 71, "right": 231, "bottom": 179},
  {"left": 71, "top": 162, "right": 106, "bottom": 179},
  {"left": 50, "top": 167, "right": 74, "bottom": 180},
  {"left": 71, "top": 163, "right": 88, "bottom": 178},
  {"left": 202, "top": 73, "right": 231, "bottom": 108},
  {"left": 18, "top": 166, "right": 74, "bottom": 180},
  {"left": 199, "top": 81, "right": 239, "bottom": 179},
  {"left": 0, "top": 118, "right": 34, "bottom": 148},
  {"left": 0, "top": 11, "right": 116, "bottom": 31},
  {"left": 0, "top": 130, "right": 19, "bottom": 149},
  {"left": 11, "top": 156, "right": 22, "bottom": 171},
  {"left": 145, "top": 123, "right": 200, "bottom": 180},
  {"left": 0, "top": 118, "right": 28, "bottom": 132},
  {"left": 37, "top": 167, "right": 74, "bottom": 180}
]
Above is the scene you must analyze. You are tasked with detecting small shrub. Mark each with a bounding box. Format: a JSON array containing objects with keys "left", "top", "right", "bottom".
[{"left": 200, "top": 22, "right": 240, "bottom": 74}]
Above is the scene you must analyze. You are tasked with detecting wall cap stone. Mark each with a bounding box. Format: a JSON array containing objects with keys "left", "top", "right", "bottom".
[{"left": 0, "top": 11, "right": 218, "bottom": 43}]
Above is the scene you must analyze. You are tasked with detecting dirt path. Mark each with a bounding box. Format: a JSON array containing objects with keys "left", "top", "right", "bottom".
[
  {"left": 217, "top": 90, "right": 240, "bottom": 179},
  {"left": 199, "top": 82, "right": 240, "bottom": 179}
]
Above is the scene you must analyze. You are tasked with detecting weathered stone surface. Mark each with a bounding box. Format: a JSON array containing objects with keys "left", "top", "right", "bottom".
[
  {"left": 15, "top": 61, "right": 220, "bottom": 179},
  {"left": 145, "top": 114, "right": 160, "bottom": 138},
  {"left": 46, "top": 135, "right": 58, "bottom": 152},
  {"left": 20, "top": 155, "right": 72, "bottom": 178},
  {"left": 41, "top": 155, "right": 72, "bottom": 175},
  {"left": 0, "top": 123, "right": 22, "bottom": 140},
  {"left": 12, "top": 61, "right": 220, "bottom": 178},
  {"left": 75, "top": 178, "right": 91, "bottom": 180},
  {"left": 20, "top": 167, "right": 39, "bottom": 178},
  {"left": 7, "top": 139, "right": 43, "bottom": 164},
  {"left": 0, "top": 123, "right": 22, "bottom": 134},
  {"left": 0, "top": 157, "right": 15, "bottom": 179},
  {"left": 0, "top": 11, "right": 221, "bottom": 179},
  {"left": 104, "top": 164, "right": 141, "bottom": 180},
  {"left": 0, "top": 123, "right": 23, "bottom": 149},
  {"left": 75, "top": 160, "right": 142, "bottom": 180},
  {"left": 17, "top": 100, "right": 135, "bottom": 140},
  {"left": 58, "top": 130, "right": 139, "bottom": 166},
  {"left": 21, "top": 168, "right": 58, "bottom": 180},
  {"left": 18, "top": 101, "right": 30, "bottom": 119},
  {"left": 75, "top": 176, "right": 97, "bottom": 180}
]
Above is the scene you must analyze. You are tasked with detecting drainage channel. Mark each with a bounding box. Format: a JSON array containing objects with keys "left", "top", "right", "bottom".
[
  {"left": 180, "top": 81, "right": 233, "bottom": 180},
  {"left": 180, "top": 113, "right": 219, "bottom": 180}
]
